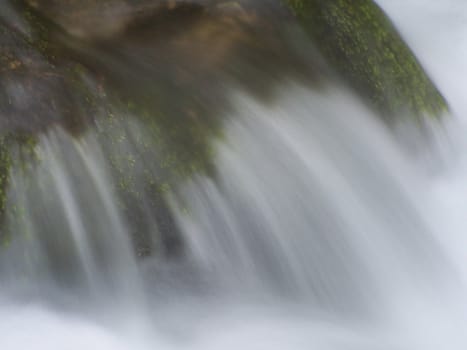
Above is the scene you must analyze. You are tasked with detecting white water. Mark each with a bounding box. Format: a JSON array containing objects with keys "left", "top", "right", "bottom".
[{"left": 1, "top": 1, "right": 467, "bottom": 349}]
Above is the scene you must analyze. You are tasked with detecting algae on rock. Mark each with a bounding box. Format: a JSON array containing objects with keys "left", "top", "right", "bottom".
[
  {"left": 0, "top": 138, "right": 11, "bottom": 215},
  {"left": 285, "top": 0, "right": 448, "bottom": 120}
]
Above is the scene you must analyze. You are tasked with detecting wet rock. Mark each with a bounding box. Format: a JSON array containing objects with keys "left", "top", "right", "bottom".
[
  {"left": 0, "top": 19, "right": 92, "bottom": 135},
  {"left": 285, "top": 0, "right": 448, "bottom": 120},
  {"left": 0, "top": 0, "right": 450, "bottom": 258}
]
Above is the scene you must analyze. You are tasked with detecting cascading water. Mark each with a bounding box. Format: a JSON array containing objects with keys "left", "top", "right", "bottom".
[
  {"left": 0, "top": 0, "right": 467, "bottom": 349},
  {"left": 174, "top": 86, "right": 453, "bottom": 305}
]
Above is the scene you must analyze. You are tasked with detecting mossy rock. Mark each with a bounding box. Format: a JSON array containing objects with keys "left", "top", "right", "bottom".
[
  {"left": 2, "top": 0, "right": 449, "bottom": 254},
  {"left": 0, "top": 137, "right": 11, "bottom": 215},
  {"left": 0, "top": 132, "right": 37, "bottom": 246},
  {"left": 285, "top": 0, "right": 448, "bottom": 120}
]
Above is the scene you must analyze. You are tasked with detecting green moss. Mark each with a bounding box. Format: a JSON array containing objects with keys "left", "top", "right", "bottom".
[
  {"left": 0, "top": 137, "right": 12, "bottom": 215},
  {"left": 0, "top": 133, "right": 38, "bottom": 246},
  {"left": 285, "top": 0, "right": 448, "bottom": 120}
]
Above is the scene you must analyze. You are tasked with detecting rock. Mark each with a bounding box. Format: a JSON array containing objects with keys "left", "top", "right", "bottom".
[
  {"left": 285, "top": 0, "right": 448, "bottom": 120},
  {"left": 0, "top": 18, "right": 92, "bottom": 135}
]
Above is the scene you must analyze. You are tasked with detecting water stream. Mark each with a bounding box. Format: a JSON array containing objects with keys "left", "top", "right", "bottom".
[{"left": 1, "top": 0, "right": 467, "bottom": 349}]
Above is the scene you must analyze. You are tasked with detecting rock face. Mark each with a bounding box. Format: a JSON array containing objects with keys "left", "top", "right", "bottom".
[
  {"left": 0, "top": 138, "right": 10, "bottom": 217},
  {"left": 25, "top": 0, "right": 158, "bottom": 39},
  {"left": 0, "top": 19, "right": 81, "bottom": 133},
  {"left": 24, "top": 0, "right": 449, "bottom": 120},
  {"left": 285, "top": 0, "right": 448, "bottom": 120},
  {"left": 1, "top": 0, "right": 315, "bottom": 256}
]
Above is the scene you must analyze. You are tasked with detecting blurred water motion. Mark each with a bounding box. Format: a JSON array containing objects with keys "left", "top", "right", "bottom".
[{"left": 0, "top": 0, "right": 467, "bottom": 350}]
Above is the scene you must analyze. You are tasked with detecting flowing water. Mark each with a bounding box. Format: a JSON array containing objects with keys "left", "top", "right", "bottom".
[{"left": 1, "top": 0, "right": 467, "bottom": 349}]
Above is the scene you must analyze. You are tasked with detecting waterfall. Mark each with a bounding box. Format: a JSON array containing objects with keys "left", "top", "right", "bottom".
[
  {"left": 1, "top": 0, "right": 467, "bottom": 349},
  {"left": 173, "top": 86, "right": 452, "bottom": 307}
]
